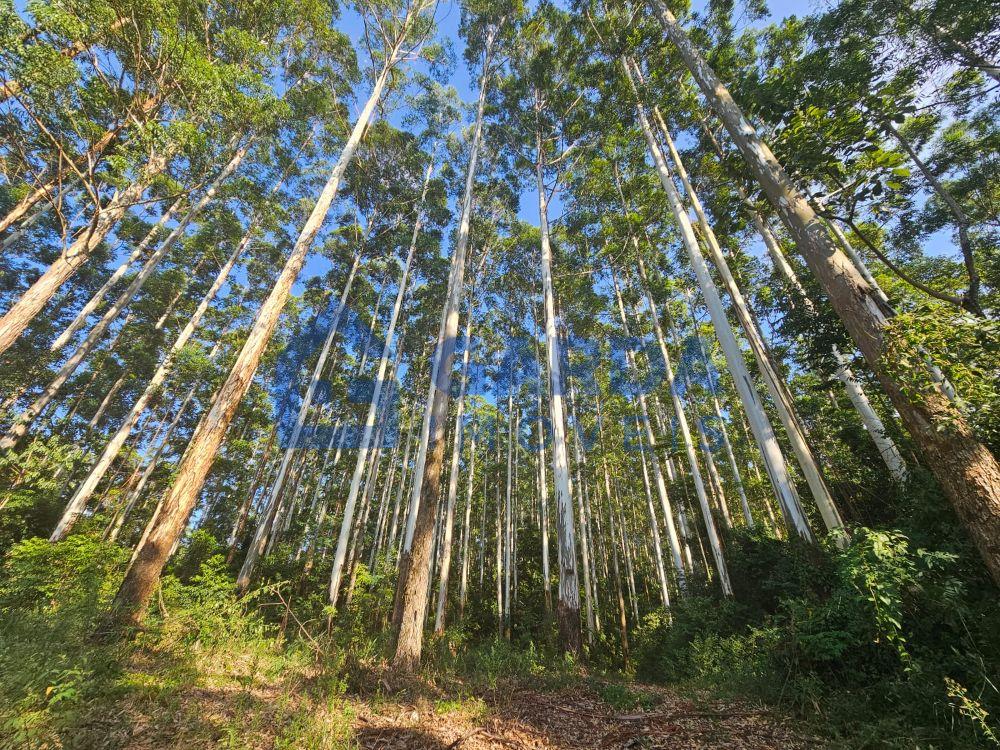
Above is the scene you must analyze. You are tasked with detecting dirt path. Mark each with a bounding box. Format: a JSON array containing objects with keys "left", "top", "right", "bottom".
[{"left": 352, "top": 683, "right": 820, "bottom": 749}]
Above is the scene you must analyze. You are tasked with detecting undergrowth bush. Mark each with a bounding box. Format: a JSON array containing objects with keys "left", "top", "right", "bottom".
[{"left": 634, "top": 526, "right": 1000, "bottom": 748}]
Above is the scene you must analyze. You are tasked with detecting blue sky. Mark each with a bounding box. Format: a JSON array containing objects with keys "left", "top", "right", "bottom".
[{"left": 333, "top": 0, "right": 820, "bottom": 230}]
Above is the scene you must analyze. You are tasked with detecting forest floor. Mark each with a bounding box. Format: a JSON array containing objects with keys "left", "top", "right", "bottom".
[
  {"left": 55, "top": 637, "right": 821, "bottom": 750},
  {"left": 345, "top": 681, "right": 818, "bottom": 750}
]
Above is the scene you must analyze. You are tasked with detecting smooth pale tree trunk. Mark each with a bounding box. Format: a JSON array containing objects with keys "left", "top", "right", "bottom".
[
  {"left": 371, "top": 409, "right": 405, "bottom": 565},
  {"left": 50, "top": 228, "right": 251, "bottom": 540},
  {"left": 106, "top": 386, "right": 195, "bottom": 543},
  {"left": 608, "top": 499, "right": 630, "bottom": 666},
  {"left": 458, "top": 418, "right": 478, "bottom": 618},
  {"left": 630, "top": 409, "right": 671, "bottom": 607},
  {"left": 237, "top": 252, "right": 361, "bottom": 590},
  {"left": 688, "top": 376, "right": 734, "bottom": 527},
  {"left": 755, "top": 217, "right": 910, "bottom": 483},
  {"left": 227, "top": 424, "right": 279, "bottom": 560},
  {"left": 610, "top": 270, "right": 690, "bottom": 590},
  {"left": 649, "top": 107, "right": 844, "bottom": 536},
  {"left": 434, "top": 304, "right": 474, "bottom": 633},
  {"left": 645, "top": 3, "right": 1000, "bottom": 582},
  {"left": 85, "top": 368, "right": 127, "bottom": 433},
  {"left": 0, "top": 197, "right": 60, "bottom": 252},
  {"left": 535, "top": 119, "right": 582, "bottom": 657},
  {"left": 0, "top": 149, "right": 169, "bottom": 355},
  {"left": 565, "top": 369, "right": 596, "bottom": 641},
  {"left": 679, "top": 299, "right": 755, "bottom": 527},
  {"left": 119, "top": 304, "right": 247, "bottom": 547},
  {"left": 1, "top": 142, "right": 250, "bottom": 448},
  {"left": 387, "top": 409, "right": 418, "bottom": 562},
  {"left": 622, "top": 258, "right": 732, "bottom": 595},
  {"left": 533, "top": 329, "right": 553, "bottom": 612},
  {"left": 57, "top": 311, "right": 133, "bottom": 425},
  {"left": 626, "top": 71, "right": 811, "bottom": 542},
  {"left": 621, "top": 503, "right": 641, "bottom": 618},
  {"left": 392, "top": 31, "right": 495, "bottom": 671},
  {"left": 108, "top": 60, "right": 394, "bottom": 625},
  {"left": 52, "top": 194, "right": 184, "bottom": 351},
  {"left": 327, "top": 164, "right": 429, "bottom": 606},
  {"left": 502, "top": 392, "right": 515, "bottom": 638}
]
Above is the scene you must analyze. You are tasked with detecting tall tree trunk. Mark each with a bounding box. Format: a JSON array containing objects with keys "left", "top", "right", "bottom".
[
  {"left": 629, "top": 409, "right": 672, "bottom": 607},
  {"left": 565, "top": 368, "right": 596, "bottom": 642},
  {"left": 434, "top": 302, "right": 474, "bottom": 633},
  {"left": 107, "top": 60, "right": 393, "bottom": 626},
  {"left": 533, "top": 323, "right": 553, "bottom": 612},
  {"left": 503, "top": 390, "right": 515, "bottom": 639},
  {"left": 227, "top": 424, "right": 278, "bottom": 561},
  {"left": 610, "top": 268, "right": 692, "bottom": 591},
  {"left": 327, "top": 163, "right": 429, "bottom": 605},
  {"left": 458, "top": 418, "right": 478, "bottom": 619},
  {"left": 755, "top": 216, "right": 910, "bottom": 483},
  {"left": 392, "top": 31, "right": 496, "bottom": 671},
  {"left": 702, "top": 123, "right": 909, "bottom": 484},
  {"left": 533, "top": 102, "right": 582, "bottom": 656},
  {"left": 681, "top": 306, "right": 755, "bottom": 527},
  {"left": 1, "top": 141, "right": 250, "bottom": 448},
  {"left": 647, "top": 2, "right": 1000, "bottom": 583}
]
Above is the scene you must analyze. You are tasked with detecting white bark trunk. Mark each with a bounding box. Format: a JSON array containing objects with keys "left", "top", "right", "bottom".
[
  {"left": 536, "top": 114, "right": 581, "bottom": 652},
  {"left": 434, "top": 303, "right": 474, "bottom": 633},
  {"left": 625, "top": 66, "right": 810, "bottom": 542},
  {"left": 51, "top": 226, "right": 253, "bottom": 539},
  {"left": 327, "top": 167, "right": 428, "bottom": 605}
]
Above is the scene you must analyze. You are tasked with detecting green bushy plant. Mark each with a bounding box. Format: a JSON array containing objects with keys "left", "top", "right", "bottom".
[
  {"left": 634, "top": 526, "right": 1000, "bottom": 747},
  {"left": 0, "top": 536, "right": 128, "bottom": 747}
]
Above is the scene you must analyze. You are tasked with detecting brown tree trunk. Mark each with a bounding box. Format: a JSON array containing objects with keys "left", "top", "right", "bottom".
[
  {"left": 646, "top": 2, "right": 1000, "bottom": 584},
  {"left": 106, "top": 61, "right": 392, "bottom": 627},
  {"left": 0, "top": 146, "right": 168, "bottom": 355},
  {"left": 392, "top": 29, "right": 496, "bottom": 671}
]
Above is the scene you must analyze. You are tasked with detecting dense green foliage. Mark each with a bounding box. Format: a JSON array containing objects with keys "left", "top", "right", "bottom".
[{"left": 1, "top": 0, "right": 998, "bottom": 746}]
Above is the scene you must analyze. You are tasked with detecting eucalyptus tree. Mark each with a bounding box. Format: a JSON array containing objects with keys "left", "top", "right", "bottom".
[
  {"left": 108, "top": 0, "right": 443, "bottom": 626},
  {"left": 432, "top": 173, "right": 511, "bottom": 632},
  {"left": 393, "top": 0, "right": 515, "bottom": 671},
  {"left": 490, "top": 2, "right": 593, "bottom": 654},
  {"left": 0, "top": 0, "right": 268, "bottom": 354},
  {"left": 622, "top": 0, "right": 1000, "bottom": 581},
  {"left": 328, "top": 86, "right": 458, "bottom": 608}
]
